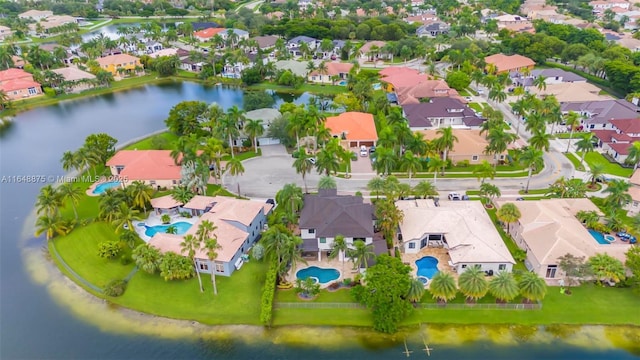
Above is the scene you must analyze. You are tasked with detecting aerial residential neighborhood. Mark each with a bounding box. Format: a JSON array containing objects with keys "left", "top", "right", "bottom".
[{"left": 1, "top": 0, "right": 640, "bottom": 357}]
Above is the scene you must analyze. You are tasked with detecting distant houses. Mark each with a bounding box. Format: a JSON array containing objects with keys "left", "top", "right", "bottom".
[
  {"left": 0, "top": 68, "right": 43, "bottom": 100},
  {"left": 591, "top": 118, "right": 640, "bottom": 165},
  {"left": 484, "top": 53, "right": 535, "bottom": 74}
]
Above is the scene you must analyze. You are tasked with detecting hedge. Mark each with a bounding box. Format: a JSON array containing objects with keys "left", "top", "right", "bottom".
[{"left": 260, "top": 259, "right": 278, "bottom": 326}]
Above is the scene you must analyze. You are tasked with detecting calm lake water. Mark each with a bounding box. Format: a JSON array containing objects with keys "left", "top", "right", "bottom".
[{"left": 0, "top": 81, "right": 638, "bottom": 359}]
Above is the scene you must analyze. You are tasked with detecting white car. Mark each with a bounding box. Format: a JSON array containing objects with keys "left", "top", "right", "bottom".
[
  {"left": 448, "top": 192, "right": 463, "bottom": 200},
  {"left": 308, "top": 157, "right": 316, "bottom": 165},
  {"left": 360, "top": 146, "right": 368, "bottom": 157}
]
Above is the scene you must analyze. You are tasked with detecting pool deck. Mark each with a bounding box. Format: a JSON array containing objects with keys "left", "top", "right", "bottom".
[
  {"left": 85, "top": 177, "right": 123, "bottom": 197},
  {"left": 401, "top": 247, "right": 457, "bottom": 285},
  {"left": 135, "top": 213, "right": 198, "bottom": 242},
  {"left": 287, "top": 255, "right": 352, "bottom": 289}
]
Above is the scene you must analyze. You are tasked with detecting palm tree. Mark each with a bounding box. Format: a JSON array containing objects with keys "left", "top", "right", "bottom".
[
  {"left": 219, "top": 106, "right": 245, "bottom": 158},
  {"left": 486, "top": 128, "right": 516, "bottom": 168},
  {"left": 280, "top": 235, "right": 307, "bottom": 280},
  {"left": 226, "top": 157, "right": 245, "bottom": 196},
  {"left": 518, "top": 271, "right": 547, "bottom": 303},
  {"left": 564, "top": 111, "right": 582, "bottom": 153},
  {"left": 203, "top": 234, "right": 221, "bottom": 295},
  {"left": 429, "top": 271, "right": 457, "bottom": 304},
  {"left": 457, "top": 265, "right": 489, "bottom": 302},
  {"left": 329, "top": 234, "right": 348, "bottom": 275},
  {"left": 587, "top": 163, "right": 605, "bottom": 187},
  {"left": 293, "top": 151, "right": 314, "bottom": 193},
  {"left": 529, "top": 129, "right": 551, "bottom": 152},
  {"left": 399, "top": 150, "right": 422, "bottom": 185},
  {"left": 111, "top": 202, "right": 141, "bottom": 234},
  {"left": 625, "top": 141, "right": 640, "bottom": 171},
  {"left": 576, "top": 210, "right": 601, "bottom": 229},
  {"left": 315, "top": 146, "right": 340, "bottom": 176},
  {"left": 497, "top": 202, "right": 521, "bottom": 233},
  {"left": 473, "top": 160, "right": 495, "bottom": 184},
  {"left": 58, "top": 183, "right": 82, "bottom": 220},
  {"left": 488, "top": 271, "right": 519, "bottom": 303},
  {"left": 413, "top": 180, "right": 438, "bottom": 199},
  {"left": 181, "top": 234, "right": 204, "bottom": 293},
  {"left": 603, "top": 179, "right": 632, "bottom": 210},
  {"left": 34, "top": 214, "right": 69, "bottom": 240},
  {"left": 275, "top": 183, "right": 304, "bottom": 216},
  {"left": 244, "top": 119, "right": 264, "bottom": 154},
  {"left": 427, "top": 157, "right": 446, "bottom": 184},
  {"left": 434, "top": 127, "right": 458, "bottom": 173},
  {"left": 367, "top": 176, "right": 385, "bottom": 199},
  {"left": 407, "top": 278, "right": 426, "bottom": 304},
  {"left": 519, "top": 147, "right": 544, "bottom": 193},
  {"left": 375, "top": 198, "right": 404, "bottom": 246},
  {"left": 36, "top": 185, "right": 62, "bottom": 217},
  {"left": 171, "top": 186, "right": 194, "bottom": 204},
  {"left": 61, "top": 150, "right": 79, "bottom": 172},
  {"left": 348, "top": 240, "right": 375, "bottom": 269},
  {"left": 132, "top": 243, "right": 162, "bottom": 274},
  {"left": 479, "top": 182, "right": 501, "bottom": 206},
  {"left": 373, "top": 146, "right": 397, "bottom": 176},
  {"left": 128, "top": 181, "right": 153, "bottom": 215},
  {"left": 533, "top": 75, "right": 547, "bottom": 91},
  {"left": 318, "top": 175, "right": 337, "bottom": 189},
  {"left": 575, "top": 133, "right": 595, "bottom": 164}
]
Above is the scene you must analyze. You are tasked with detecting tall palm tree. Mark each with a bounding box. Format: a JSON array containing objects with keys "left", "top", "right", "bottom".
[
  {"left": 519, "top": 147, "right": 544, "bottom": 193},
  {"left": 58, "top": 183, "right": 82, "bottom": 220},
  {"left": 219, "top": 106, "right": 245, "bottom": 158},
  {"left": 60, "top": 150, "right": 79, "bottom": 172},
  {"left": 587, "top": 163, "right": 605, "bottom": 187},
  {"left": 244, "top": 119, "right": 264, "bottom": 154},
  {"left": 203, "top": 233, "right": 221, "bottom": 295},
  {"left": 373, "top": 146, "right": 397, "bottom": 176},
  {"left": 407, "top": 278, "right": 426, "bottom": 304},
  {"left": 36, "top": 185, "right": 62, "bottom": 217},
  {"left": 427, "top": 157, "right": 446, "bottom": 184},
  {"left": 399, "top": 150, "right": 422, "bottom": 185},
  {"left": 315, "top": 146, "right": 340, "bottom": 176},
  {"left": 275, "top": 183, "right": 304, "bottom": 216},
  {"left": 181, "top": 234, "right": 204, "bottom": 293},
  {"left": 375, "top": 198, "right": 404, "bottom": 247},
  {"left": 564, "top": 111, "right": 582, "bottom": 153},
  {"left": 575, "top": 133, "right": 595, "bottom": 164},
  {"left": 127, "top": 181, "right": 153, "bottom": 215},
  {"left": 486, "top": 128, "right": 516, "bottom": 168},
  {"left": 488, "top": 271, "right": 519, "bottom": 303},
  {"left": 293, "top": 151, "right": 314, "bottom": 193},
  {"left": 429, "top": 271, "right": 457, "bottom": 304},
  {"left": 35, "top": 214, "right": 69, "bottom": 240},
  {"left": 434, "top": 127, "right": 458, "bottom": 173},
  {"left": 329, "top": 234, "right": 348, "bottom": 275},
  {"left": 529, "top": 129, "right": 551, "bottom": 152},
  {"left": 457, "top": 265, "right": 489, "bottom": 302},
  {"left": 111, "top": 202, "right": 141, "bottom": 234},
  {"left": 132, "top": 243, "right": 162, "bottom": 274},
  {"left": 533, "top": 75, "right": 547, "bottom": 91},
  {"left": 367, "top": 176, "right": 385, "bottom": 199},
  {"left": 226, "top": 157, "right": 245, "bottom": 196},
  {"left": 518, "top": 271, "right": 547, "bottom": 303},
  {"left": 348, "top": 240, "right": 375, "bottom": 269},
  {"left": 497, "top": 202, "right": 521, "bottom": 233},
  {"left": 625, "top": 141, "right": 640, "bottom": 171},
  {"left": 413, "top": 180, "right": 438, "bottom": 199},
  {"left": 603, "top": 179, "right": 632, "bottom": 210},
  {"left": 479, "top": 182, "right": 501, "bottom": 206},
  {"left": 473, "top": 160, "right": 496, "bottom": 184},
  {"left": 318, "top": 175, "right": 337, "bottom": 190},
  {"left": 171, "top": 185, "right": 194, "bottom": 204}
]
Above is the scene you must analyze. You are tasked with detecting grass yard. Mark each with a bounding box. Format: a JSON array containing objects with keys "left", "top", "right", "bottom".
[
  {"left": 579, "top": 152, "right": 633, "bottom": 177},
  {"left": 206, "top": 184, "right": 236, "bottom": 197},
  {"left": 112, "top": 260, "right": 268, "bottom": 325},
  {"left": 518, "top": 188, "right": 549, "bottom": 195},
  {"left": 51, "top": 222, "right": 136, "bottom": 289},
  {"left": 554, "top": 132, "right": 588, "bottom": 139},
  {"left": 468, "top": 102, "right": 483, "bottom": 112},
  {"left": 124, "top": 132, "right": 179, "bottom": 150},
  {"left": 275, "top": 288, "right": 355, "bottom": 303},
  {"left": 564, "top": 152, "right": 586, "bottom": 171},
  {"left": 458, "top": 89, "right": 471, "bottom": 96}
]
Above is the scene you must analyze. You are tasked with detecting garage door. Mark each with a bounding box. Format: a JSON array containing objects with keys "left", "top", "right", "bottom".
[
  {"left": 360, "top": 141, "right": 375, "bottom": 147},
  {"left": 258, "top": 137, "right": 280, "bottom": 146}
]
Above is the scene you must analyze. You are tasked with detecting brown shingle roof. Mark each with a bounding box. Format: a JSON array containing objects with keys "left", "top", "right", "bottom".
[{"left": 299, "top": 189, "right": 374, "bottom": 238}]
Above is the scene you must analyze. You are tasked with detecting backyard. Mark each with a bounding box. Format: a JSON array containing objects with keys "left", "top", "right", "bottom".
[{"left": 578, "top": 151, "right": 633, "bottom": 177}]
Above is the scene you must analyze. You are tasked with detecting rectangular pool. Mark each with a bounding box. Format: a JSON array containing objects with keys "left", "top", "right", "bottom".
[{"left": 588, "top": 229, "right": 611, "bottom": 245}]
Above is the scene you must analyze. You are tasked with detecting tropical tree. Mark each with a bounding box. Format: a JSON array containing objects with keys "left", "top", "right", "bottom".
[
  {"left": 488, "top": 271, "right": 519, "bottom": 303},
  {"left": 181, "top": 234, "right": 204, "bottom": 293},
  {"left": 111, "top": 202, "right": 141, "bottom": 234},
  {"left": 318, "top": 175, "right": 337, "bottom": 190},
  {"left": 576, "top": 210, "right": 601, "bottom": 229},
  {"left": 587, "top": 163, "right": 605, "bottom": 187},
  {"left": 557, "top": 253, "right": 591, "bottom": 289},
  {"left": 293, "top": 151, "right": 314, "bottom": 193},
  {"left": 219, "top": 106, "right": 245, "bottom": 158},
  {"left": 575, "top": 133, "right": 595, "bottom": 164},
  {"left": 564, "top": 111, "right": 581, "bottom": 153},
  {"left": 348, "top": 240, "right": 375, "bottom": 269},
  {"left": 529, "top": 129, "right": 551, "bottom": 152},
  {"left": 329, "top": 234, "right": 349, "bottom": 275},
  {"left": 457, "top": 265, "right": 489, "bottom": 302},
  {"left": 171, "top": 185, "right": 195, "bottom": 204},
  {"left": 275, "top": 183, "right": 304, "bottom": 216},
  {"left": 36, "top": 185, "right": 62, "bottom": 217},
  {"left": 373, "top": 146, "right": 397, "bottom": 176},
  {"left": 367, "top": 176, "right": 386, "bottom": 199},
  {"left": 473, "top": 160, "right": 496, "bottom": 183},
  {"left": 603, "top": 179, "right": 632, "bottom": 210},
  {"left": 407, "top": 278, "right": 426, "bottom": 304},
  {"left": 315, "top": 145, "right": 340, "bottom": 175},
  {"left": 203, "top": 233, "right": 221, "bottom": 295},
  {"left": 588, "top": 253, "right": 626, "bottom": 284},
  {"left": 34, "top": 214, "right": 69, "bottom": 240},
  {"left": 497, "top": 202, "right": 521, "bottom": 233},
  {"left": 625, "top": 141, "right": 640, "bottom": 171},
  {"left": 375, "top": 198, "right": 404, "bottom": 248},
  {"left": 399, "top": 150, "right": 422, "bottom": 185},
  {"left": 434, "top": 127, "right": 458, "bottom": 172},
  {"left": 244, "top": 119, "right": 264, "bottom": 154},
  {"left": 226, "top": 157, "right": 245, "bottom": 196},
  {"left": 127, "top": 181, "right": 153, "bottom": 214},
  {"left": 485, "top": 128, "right": 516, "bottom": 169},
  {"left": 479, "top": 182, "right": 501, "bottom": 206},
  {"left": 413, "top": 180, "right": 438, "bottom": 199},
  {"left": 427, "top": 157, "right": 446, "bottom": 184},
  {"left": 519, "top": 147, "right": 544, "bottom": 193},
  {"left": 279, "top": 235, "right": 306, "bottom": 280},
  {"left": 533, "top": 75, "right": 547, "bottom": 91},
  {"left": 518, "top": 271, "right": 547, "bottom": 303},
  {"left": 429, "top": 271, "right": 457, "bottom": 303},
  {"left": 58, "top": 183, "right": 82, "bottom": 220},
  {"left": 132, "top": 243, "right": 162, "bottom": 274}
]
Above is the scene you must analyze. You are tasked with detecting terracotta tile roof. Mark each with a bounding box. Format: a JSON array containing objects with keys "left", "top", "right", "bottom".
[
  {"left": 51, "top": 67, "right": 95, "bottom": 82},
  {"left": 396, "top": 79, "right": 461, "bottom": 105},
  {"left": 610, "top": 118, "right": 640, "bottom": 133},
  {"left": 0, "top": 68, "right": 32, "bottom": 82},
  {"left": 380, "top": 67, "right": 432, "bottom": 92},
  {"left": 150, "top": 195, "right": 183, "bottom": 209},
  {"left": 629, "top": 186, "right": 640, "bottom": 201},
  {"left": 484, "top": 53, "right": 535, "bottom": 73},
  {"left": 415, "top": 129, "right": 506, "bottom": 157},
  {"left": 325, "top": 112, "right": 378, "bottom": 141},
  {"left": 193, "top": 27, "right": 226, "bottom": 39},
  {"left": 97, "top": 54, "right": 139, "bottom": 66},
  {"left": 106, "top": 150, "right": 181, "bottom": 181},
  {"left": 631, "top": 169, "right": 640, "bottom": 185},
  {"left": 359, "top": 41, "right": 386, "bottom": 54},
  {"left": 609, "top": 141, "right": 633, "bottom": 155},
  {"left": 0, "top": 78, "right": 40, "bottom": 92},
  {"left": 308, "top": 62, "right": 353, "bottom": 77}
]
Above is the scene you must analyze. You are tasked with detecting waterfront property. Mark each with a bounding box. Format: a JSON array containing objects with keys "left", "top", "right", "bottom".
[
  {"left": 296, "top": 266, "right": 340, "bottom": 285},
  {"left": 379, "top": 66, "right": 462, "bottom": 105},
  {"left": 106, "top": 150, "right": 181, "bottom": 190},
  {"left": 495, "top": 199, "right": 630, "bottom": 284},
  {"left": 97, "top": 54, "right": 142, "bottom": 78},
  {"left": 0, "top": 68, "right": 42, "bottom": 100},
  {"left": 306, "top": 62, "right": 353, "bottom": 85},
  {"left": 148, "top": 195, "right": 273, "bottom": 276},
  {"left": 324, "top": 112, "right": 378, "bottom": 149},
  {"left": 299, "top": 189, "right": 385, "bottom": 262},
  {"left": 51, "top": 67, "right": 96, "bottom": 93}
]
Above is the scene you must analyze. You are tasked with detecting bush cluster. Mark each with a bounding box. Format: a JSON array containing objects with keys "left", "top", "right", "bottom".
[
  {"left": 103, "top": 279, "right": 127, "bottom": 297},
  {"left": 259, "top": 259, "right": 278, "bottom": 326}
]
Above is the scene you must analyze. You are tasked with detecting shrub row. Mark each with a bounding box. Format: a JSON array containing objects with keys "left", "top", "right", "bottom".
[{"left": 259, "top": 259, "right": 278, "bottom": 326}]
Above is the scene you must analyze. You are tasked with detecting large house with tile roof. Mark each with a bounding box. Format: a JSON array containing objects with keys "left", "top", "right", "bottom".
[
  {"left": 193, "top": 27, "right": 226, "bottom": 42},
  {"left": 106, "top": 150, "right": 181, "bottom": 189},
  {"left": 51, "top": 67, "right": 96, "bottom": 93},
  {"left": 591, "top": 118, "right": 640, "bottom": 165},
  {"left": 307, "top": 62, "right": 353, "bottom": 84},
  {"left": 416, "top": 129, "right": 509, "bottom": 164},
  {"left": 148, "top": 195, "right": 273, "bottom": 276},
  {"left": 397, "top": 199, "right": 515, "bottom": 274},
  {"left": 324, "top": 112, "right": 378, "bottom": 149},
  {"left": 379, "top": 67, "right": 462, "bottom": 105},
  {"left": 484, "top": 53, "right": 535, "bottom": 74},
  {"left": 299, "top": 189, "right": 386, "bottom": 263},
  {"left": 562, "top": 99, "right": 640, "bottom": 130},
  {"left": 402, "top": 98, "right": 484, "bottom": 130},
  {"left": 496, "top": 199, "right": 630, "bottom": 284},
  {"left": 0, "top": 68, "right": 42, "bottom": 100},
  {"left": 96, "top": 54, "right": 141, "bottom": 77}
]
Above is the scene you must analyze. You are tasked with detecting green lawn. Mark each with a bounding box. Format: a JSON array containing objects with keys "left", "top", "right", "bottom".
[
  {"left": 206, "top": 183, "right": 236, "bottom": 197},
  {"left": 276, "top": 288, "right": 355, "bottom": 302},
  {"left": 112, "top": 260, "right": 268, "bottom": 325},
  {"left": 564, "top": 152, "right": 586, "bottom": 172},
  {"left": 468, "top": 102, "right": 483, "bottom": 112},
  {"left": 124, "top": 132, "right": 179, "bottom": 150},
  {"left": 579, "top": 152, "right": 633, "bottom": 177},
  {"left": 51, "top": 222, "right": 136, "bottom": 289},
  {"left": 458, "top": 89, "right": 471, "bottom": 96},
  {"left": 248, "top": 82, "right": 345, "bottom": 95},
  {"left": 554, "top": 132, "right": 588, "bottom": 139},
  {"left": 518, "top": 188, "right": 549, "bottom": 195}
]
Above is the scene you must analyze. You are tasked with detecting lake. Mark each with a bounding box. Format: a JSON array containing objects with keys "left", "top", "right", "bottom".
[{"left": 0, "top": 81, "right": 638, "bottom": 359}]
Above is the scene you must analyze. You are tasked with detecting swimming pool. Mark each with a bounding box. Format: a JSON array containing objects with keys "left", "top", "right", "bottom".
[
  {"left": 415, "top": 256, "right": 439, "bottom": 279},
  {"left": 296, "top": 266, "right": 340, "bottom": 284},
  {"left": 92, "top": 181, "right": 121, "bottom": 194},
  {"left": 588, "top": 229, "right": 613, "bottom": 245},
  {"left": 373, "top": 83, "right": 382, "bottom": 90},
  {"left": 141, "top": 221, "right": 193, "bottom": 237},
  {"left": 338, "top": 80, "right": 347, "bottom": 86}
]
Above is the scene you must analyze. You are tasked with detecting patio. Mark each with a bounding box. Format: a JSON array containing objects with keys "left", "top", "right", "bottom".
[
  {"left": 286, "top": 254, "right": 355, "bottom": 289},
  {"left": 401, "top": 246, "right": 457, "bottom": 282},
  {"left": 134, "top": 212, "right": 199, "bottom": 242}
]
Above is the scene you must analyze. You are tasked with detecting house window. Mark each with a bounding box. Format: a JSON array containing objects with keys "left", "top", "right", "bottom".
[
  {"left": 319, "top": 237, "right": 326, "bottom": 244},
  {"left": 308, "top": 229, "right": 315, "bottom": 234},
  {"left": 150, "top": 180, "right": 156, "bottom": 186},
  {"left": 546, "top": 265, "right": 557, "bottom": 278},
  {"left": 28, "top": 87, "right": 37, "bottom": 95},
  {"left": 199, "top": 263, "right": 209, "bottom": 270},
  {"left": 472, "top": 155, "right": 479, "bottom": 161},
  {"left": 461, "top": 264, "right": 467, "bottom": 269},
  {"left": 408, "top": 242, "right": 416, "bottom": 249},
  {"left": 499, "top": 264, "right": 506, "bottom": 271},
  {"left": 215, "top": 263, "right": 224, "bottom": 272}
]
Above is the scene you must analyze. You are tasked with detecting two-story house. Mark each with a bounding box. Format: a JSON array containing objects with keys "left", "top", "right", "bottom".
[
  {"left": 562, "top": 99, "right": 640, "bottom": 130},
  {"left": 307, "top": 62, "right": 353, "bottom": 84},
  {"left": 591, "top": 118, "right": 640, "bottom": 165},
  {"left": 96, "top": 54, "right": 141, "bottom": 77},
  {"left": 106, "top": 150, "right": 181, "bottom": 189},
  {"left": 0, "top": 68, "right": 43, "bottom": 100},
  {"left": 287, "top": 36, "right": 318, "bottom": 57},
  {"left": 299, "top": 189, "right": 381, "bottom": 263},
  {"left": 402, "top": 98, "right": 484, "bottom": 130}
]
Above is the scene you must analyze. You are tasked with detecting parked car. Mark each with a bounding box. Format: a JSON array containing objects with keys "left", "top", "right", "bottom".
[
  {"left": 369, "top": 145, "right": 376, "bottom": 154},
  {"left": 448, "top": 192, "right": 463, "bottom": 200},
  {"left": 308, "top": 157, "right": 316, "bottom": 164},
  {"left": 360, "top": 145, "right": 368, "bottom": 157}
]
